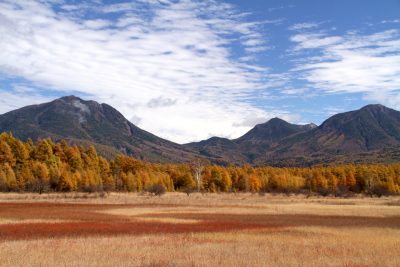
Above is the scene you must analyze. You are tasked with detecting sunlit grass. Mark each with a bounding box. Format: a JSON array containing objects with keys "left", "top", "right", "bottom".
[{"left": 0, "top": 193, "right": 399, "bottom": 267}]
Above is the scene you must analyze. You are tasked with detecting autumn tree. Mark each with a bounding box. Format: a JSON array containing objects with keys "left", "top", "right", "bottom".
[
  {"left": 248, "top": 174, "right": 261, "bottom": 192},
  {"left": 35, "top": 139, "right": 54, "bottom": 162},
  {"left": 0, "top": 132, "right": 399, "bottom": 196},
  {"left": 65, "top": 145, "right": 83, "bottom": 172},
  {"left": 190, "top": 158, "right": 208, "bottom": 192},
  {"left": 345, "top": 171, "right": 356, "bottom": 189},
  {"left": 31, "top": 161, "right": 50, "bottom": 194},
  {"left": 0, "top": 163, "right": 17, "bottom": 191},
  {"left": 58, "top": 170, "right": 75, "bottom": 192},
  {"left": 99, "top": 157, "right": 114, "bottom": 191},
  {"left": 0, "top": 140, "right": 16, "bottom": 167},
  {"left": 7, "top": 138, "right": 29, "bottom": 166}
]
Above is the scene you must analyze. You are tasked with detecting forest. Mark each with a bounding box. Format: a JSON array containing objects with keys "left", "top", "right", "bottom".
[{"left": 0, "top": 132, "right": 399, "bottom": 196}]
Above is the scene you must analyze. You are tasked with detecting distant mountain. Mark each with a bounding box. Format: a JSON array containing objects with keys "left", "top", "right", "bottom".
[
  {"left": 186, "top": 104, "right": 400, "bottom": 166},
  {"left": 2, "top": 96, "right": 400, "bottom": 166},
  {"left": 185, "top": 118, "right": 315, "bottom": 164},
  {"left": 0, "top": 96, "right": 198, "bottom": 162},
  {"left": 259, "top": 104, "right": 400, "bottom": 165},
  {"left": 184, "top": 136, "right": 245, "bottom": 164},
  {"left": 235, "top": 118, "right": 316, "bottom": 145},
  {"left": 318, "top": 104, "right": 400, "bottom": 151}
]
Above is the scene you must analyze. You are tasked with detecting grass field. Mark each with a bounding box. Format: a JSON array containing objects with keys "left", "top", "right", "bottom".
[{"left": 0, "top": 193, "right": 399, "bottom": 267}]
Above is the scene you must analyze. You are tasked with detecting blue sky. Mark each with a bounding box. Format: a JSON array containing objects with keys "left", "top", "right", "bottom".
[{"left": 0, "top": 0, "right": 399, "bottom": 143}]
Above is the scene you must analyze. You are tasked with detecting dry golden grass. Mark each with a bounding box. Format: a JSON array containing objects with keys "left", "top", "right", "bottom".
[
  {"left": 0, "top": 219, "right": 70, "bottom": 225},
  {"left": 0, "top": 193, "right": 399, "bottom": 267}
]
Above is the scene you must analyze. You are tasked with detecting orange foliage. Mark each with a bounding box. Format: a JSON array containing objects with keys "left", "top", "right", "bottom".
[{"left": 0, "top": 132, "right": 399, "bottom": 195}]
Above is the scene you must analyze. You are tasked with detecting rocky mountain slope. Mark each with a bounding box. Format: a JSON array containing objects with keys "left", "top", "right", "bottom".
[
  {"left": 2, "top": 96, "right": 400, "bottom": 166},
  {"left": 187, "top": 105, "right": 400, "bottom": 166},
  {"left": 0, "top": 96, "right": 198, "bottom": 162}
]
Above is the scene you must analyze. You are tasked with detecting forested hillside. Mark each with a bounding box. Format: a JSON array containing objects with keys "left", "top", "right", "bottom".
[
  {"left": 0, "top": 132, "right": 399, "bottom": 195},
  {"left": 0, "top": 96, "right": 199, "bottom": 163}
]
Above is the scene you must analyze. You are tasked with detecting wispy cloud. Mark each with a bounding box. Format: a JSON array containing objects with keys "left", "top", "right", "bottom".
[
  {"left": 290, "top": 29, "right": 400, "bottom": 107},
  {"left": 381, "top": 19, "right": 400, "bottom": 24},
  {"left": 288, "top": 22, "right": 320, "bottom": 31},
  {"left": 0, "top": 89, "right": 52, "bottom": 114},
  {"left": 290, "top": 33, "right": 343, "bottom": 49},
  {"left": 268, "top": 5, "right": 295, "bottom": 13},
  {"left": 0, "top": 0, "right": 282, "bottom": 143}
]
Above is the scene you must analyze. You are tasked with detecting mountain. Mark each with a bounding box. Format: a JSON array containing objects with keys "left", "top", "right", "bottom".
[
  {"left": 235, "top": 118, "right": 316, "bottom": 145},
  {"left": 2, "top": 96, "right": 400, "bottom": 166},
  {"left": 0, "top": 96, "right": 198, "bottom": 162},
  {"left": 318, "top": 104, "right": 400, "bottom": 151},
  {"left": 185, "top": 118, "right": 316, "bottom": 164},
  {"left": 259, "top": 104, "right": 400, "bottom": 165},
  {"left": 184, "top": 136, "right": 245, "bottom": 164},
  {"left": 186, "top": 104, "right": 400, "bottom": 166}
]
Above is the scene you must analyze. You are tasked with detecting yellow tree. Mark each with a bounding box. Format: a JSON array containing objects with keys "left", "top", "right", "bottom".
[
  {"left": 248, "top": 174, "right": 261, "bottom": 192},
  {"left": 0, "top": 163, "right": 17, "bottom": 191},
  {"left": 220, "top": 169, "right": 232, "bottom": 192},
  {"left": 6, "top": 137, "right": 29, "bottom": 166},
  {"left": 345, "top": 171, "right": 356, "bottom": 189},
  {"left": 58, "top": 170, "right": 76, "bottom": 191},
  {"left": 326, "top": 170, "right": 338, "bottom": 191},
  {"left": 32, "top": 161, "right": 50, "bottom": 194},
  {"left": 99, "top": 157, "right": 114, "bottom": 191},
  {"left": 85, "top": 145, "right": 99, "bottom": 171},
  {"left": 65, "top": 145, "right": 83, "bottom": 172},
  {"left": 35, "top": 139, "right": 54, "bottom": 162},
  {"left": 15, "top": 163, "right": 33, "bottom": 191},
  {"left": 0, "top": 140, "right": 16, "bottom": 167}
]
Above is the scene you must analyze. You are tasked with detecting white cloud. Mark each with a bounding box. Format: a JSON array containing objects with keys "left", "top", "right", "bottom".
[
  {"left": 0, "top": 90, "right": 52, "bottom": 114},
  {"left": 268, "top": 5, "right": 295, "bottom": 13},
  {"left": 281, "top": 88, "right": 308, "bottom": 95},
  {"left": 290, "top": 33, "right": 343, "bottom": 49},
  {"left": 381, "top": 19, "right": 400, "bottom": 24},
  {"left": 289, "top": 22, "right": 319, "bottom": 31},
  {"left": 83, "top": 19, "right": 111, "bottom": 29},
  {"left": 147, "top": 96, "right": 177, "bottom": 108},
  {"left": 0, "top": 0, "right": 282, "bottom": 143},
  {"left": 290, "top": 29, "right": 400, "bottom": 108}
]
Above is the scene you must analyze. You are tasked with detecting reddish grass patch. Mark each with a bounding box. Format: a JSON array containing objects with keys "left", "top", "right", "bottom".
[
  {"left": 0, "top": 203, "right": 176, "bottom": 222},
  {"left": 1, "top": 202, "right": 399, "bottom": 241},
  {"left": 0, "top": 203, "right": 270, "bottom": 240},
  {"left": 151, "top": 213, "right": 400, "bottom": 228}
]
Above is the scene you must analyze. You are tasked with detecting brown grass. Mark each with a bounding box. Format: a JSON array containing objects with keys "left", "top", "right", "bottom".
[{"left": 0, "top": 193, "right": 399, "bottom": 266}]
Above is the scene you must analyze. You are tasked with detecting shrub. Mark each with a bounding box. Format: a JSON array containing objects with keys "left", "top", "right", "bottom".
[
  {"left": 368, "top": 185, "right": 390, "bottom": 198},
  {"left": 145, "top": 184, "right": 166, "bottom": 196},
  {"left": 182, "top": 187, "right": 195, "bottom": 196},
  {"left": 317, "top": 188, "right": 331, "bottom": 197}
]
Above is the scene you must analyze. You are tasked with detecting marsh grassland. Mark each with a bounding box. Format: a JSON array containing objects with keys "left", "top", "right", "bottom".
[{"left": 0, "top": 193, "right": 399, "bottom": 267}]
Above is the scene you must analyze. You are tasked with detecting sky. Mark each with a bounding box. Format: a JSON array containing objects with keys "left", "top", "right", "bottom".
[{"left": 0, "top": 0, "right": 399, "bottom": 143}]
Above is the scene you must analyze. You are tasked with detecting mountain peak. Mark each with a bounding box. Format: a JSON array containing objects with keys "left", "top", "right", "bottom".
[
  {"left": 268, "top": 117, "right": 286, "bottom": 123},
  {"left": 59, "top": 95, "right": 84, "bottom": 102},
  {"left": 3, "top": 96, "right": 400, "bottom": 166},
  {"left": 236, "top": 117, "right": 310, "bottom": 144},
  {"left": 360, "top": 104, "right": 388, "bottom": 112},
  {"left": 306, "top": 123, "right": 318, "bottom": 128},
  {"left": 262, "top": 117, "right": 289, "bottom": 126},
  {"left": 301, "top": 102, "right": 400, "bottom": 154},
  {"left": 0, "top": 96, "right": 199, "bottom": 163}
]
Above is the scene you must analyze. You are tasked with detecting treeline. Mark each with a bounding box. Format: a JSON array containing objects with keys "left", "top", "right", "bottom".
[{"left": 0, "top": 133, "right": 399, "bottom": 196}]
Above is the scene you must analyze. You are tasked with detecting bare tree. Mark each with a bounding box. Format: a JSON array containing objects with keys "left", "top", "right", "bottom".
[{"left": 190, "top": 158, "right": 208, "bottom": 192}]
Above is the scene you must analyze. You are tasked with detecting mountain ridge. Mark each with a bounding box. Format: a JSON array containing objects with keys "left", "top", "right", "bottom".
[
  {"left": 0, "top": 95, "right": 199, "bottom": 162},
  {"left": 1, "top": 97, "right": 400, "bottom": 166},
  {"left": 185, "top": 117, "right": 317, "bottom": 164},
  {"left": 186, "top": 104, "right": 400, "bottom": 166}
]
